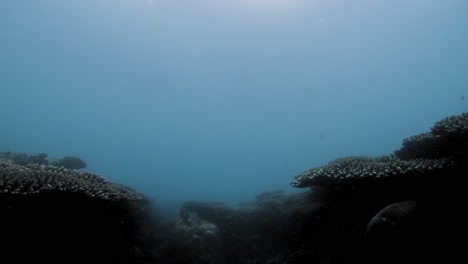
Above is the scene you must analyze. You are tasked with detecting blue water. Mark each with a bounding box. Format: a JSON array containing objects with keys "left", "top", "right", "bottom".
[{"left": 1, "top": 0, "right": 467, "bottom": 210}]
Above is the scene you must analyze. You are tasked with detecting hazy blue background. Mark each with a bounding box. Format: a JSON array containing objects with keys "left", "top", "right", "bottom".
[{"left": 1, "top": 0, "right": 467, "bottom": 211}]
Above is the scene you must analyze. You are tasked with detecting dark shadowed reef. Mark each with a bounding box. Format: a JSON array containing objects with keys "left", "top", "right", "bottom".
[{"left": 1, "top": 112, "right": 467, "bottom": 263}]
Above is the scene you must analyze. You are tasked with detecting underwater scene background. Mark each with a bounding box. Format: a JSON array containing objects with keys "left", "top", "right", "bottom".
[
  {"left": 1, "top": 0, "right": 467, "bottom": 211},
  {"left": 1, "top": 1, "right": 468, "bottom": 262}
]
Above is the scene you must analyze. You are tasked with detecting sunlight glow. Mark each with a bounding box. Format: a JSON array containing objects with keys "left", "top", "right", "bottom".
[
  {"left": 243, "top": 0, "right": 306, "bottom": 12},
  {"left": 251, "top": 0, "right": 297, "bottom": 4}
]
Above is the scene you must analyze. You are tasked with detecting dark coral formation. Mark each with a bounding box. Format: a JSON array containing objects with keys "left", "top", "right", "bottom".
[
  {"left": 291, "top": 112, "right": 468, "bottom": 188},
  {"left": 283, "top": 112, "right": 468, "bottom": 262},
  {"left": 170, "top": 214, "right": 226, "bottom": 264},
  {"left": 166, "top": 191, "right": 328, "bottom": 264},
  {"left": 49, "top": 156, "right": 87, "bottom": 169},
  {"left": 0, "top": 151, "right": 49, "bottom": 166},
  {"left": 165, "top": 178, "right": 468, "bottom": 263},
  {"left": 0, "top": 159, "right": 165, "bottom": 262},
  {"left": 0, "top": 151, "right": 88, "bottom": 169},
  {"left": 1, "top": 112, "right": 468, "bottom": 263},
  {"left": 394, "top": 112, "right": 468, "bottom": 160}
]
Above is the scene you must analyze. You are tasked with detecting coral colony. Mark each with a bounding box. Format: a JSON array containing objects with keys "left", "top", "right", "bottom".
[{"left": 1, "top": 112, "right": 467, "bottom": 263}]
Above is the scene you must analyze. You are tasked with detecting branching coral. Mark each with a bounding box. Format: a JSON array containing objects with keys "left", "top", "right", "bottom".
[
  {"left": 289, "top": 156, "right": 450, "bottom": 187},
  {"left": 290, "top": 112, "right": 468, "bottom": 188},
  {"left": 394, "top": 112, "right": 468, "bottom": 160},
  {"left": 0, "top": 158, "right": 142, "bottom": 201}
]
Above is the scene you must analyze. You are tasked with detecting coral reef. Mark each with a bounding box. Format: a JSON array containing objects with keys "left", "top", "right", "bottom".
[
  {"left": 0, "top": 159, "right": 139, "bottom": 200},
  {"left": 170, "top": 214, "right": 226, "bottom": 264},
  {"left": 0, "top": 159, "right": 166, "bottom": 262},
  {"left": 0, "top": 151, "right": 87, "bottom": 169},
  {"left": 170, "top": 191, "right": 328, "bottom": 264},
  {"left": 394, "top": 112, "right": 468, "bottom": 160},
  {"left": 1, "top": 112, "right": 468, "bottom": 263},
  {"left": 49, "top": 156, "right": 87, "bottom": 169},
  {"left": 291, "top": 112, "right": 468, "bottom": 189},
  {"left": 284, "top": 112, "right": 468, "bottom": 262},
  {"left": 0, "top": 152, "right": 49, "bottom": 166},
  {"left": 289, "top": 156, "right": 451, "bottom": 187}
]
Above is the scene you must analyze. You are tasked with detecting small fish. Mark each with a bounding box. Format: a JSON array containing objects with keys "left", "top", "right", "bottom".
[{"left": 320, "top": 132, "right": 326, "bottom": 141}]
